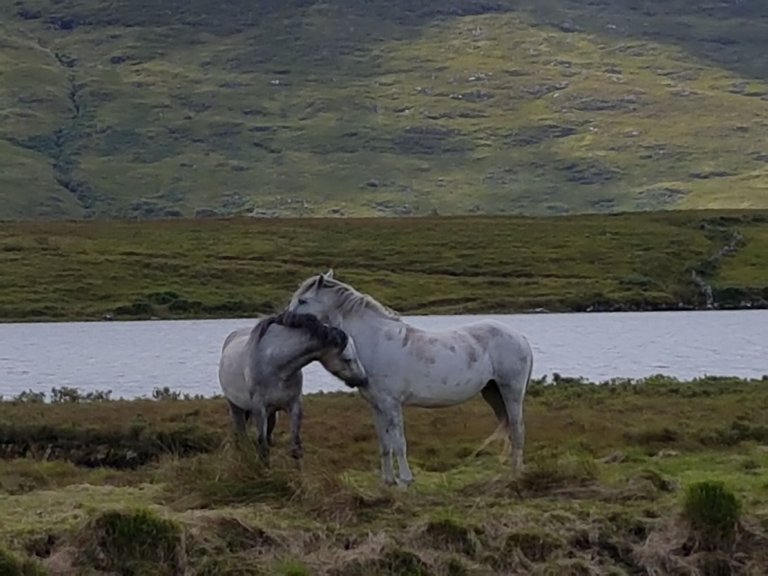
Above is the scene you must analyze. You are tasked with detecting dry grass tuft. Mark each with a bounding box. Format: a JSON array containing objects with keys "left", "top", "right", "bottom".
[
  {"left": 329, "top": 545, "right": 433, "bottom": 576},
  {"left": 416, "top": 517, "right": 479, "bottom": 558}
]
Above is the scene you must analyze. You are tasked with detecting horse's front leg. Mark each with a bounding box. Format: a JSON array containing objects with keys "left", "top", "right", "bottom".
[
  {"left": 370, "top": 404, "right": 396, "bottom": 486},
  {"left": 288, "top": 399, "right": 304, "bottom": 467},
  {"left": 252, "top": 405, "right": 270, "bottom": 466},
  {"left": 387, "top": 401, "right": 414, "bottom": 487}
]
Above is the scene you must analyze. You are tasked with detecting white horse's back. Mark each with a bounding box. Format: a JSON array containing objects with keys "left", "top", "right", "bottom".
[{"left": 357, "top": 318, "right": 531, "bottom": 408}]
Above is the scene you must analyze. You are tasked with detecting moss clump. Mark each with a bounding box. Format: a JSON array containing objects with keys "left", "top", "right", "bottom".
[
  {"left": 82, "top": 508, "right": 184, "bottom": 575},
  {"left": 193, "top": 556, "right": 264, "bottom": 576},
  {"left": 273, "top": 558, "right": 311, "bottom": 576},
  {"left": 0, "top": 548, "right": 45, "bottom": 576},
  {"left": 682, "top": 481, "right": 742, "bottom": 550}
]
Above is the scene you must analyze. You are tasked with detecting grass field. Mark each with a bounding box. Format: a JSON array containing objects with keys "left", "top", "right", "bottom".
[
  {"left": 1, "top": 375, "right": 767, "bottom": 574},
  {"left": 0, "top": 210, "right": 766, "bottom": 322},
  {"left": 1, "top": 0, "right": 767, "bottom": 219}
]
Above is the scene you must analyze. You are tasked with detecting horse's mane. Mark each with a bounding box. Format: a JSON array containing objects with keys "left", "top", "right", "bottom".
[
  {"left": 253, "top": 310, "right": 347, "bottom": 349},
  {"left": 295, "top": 275, "right": 401, "bottom": 321}
]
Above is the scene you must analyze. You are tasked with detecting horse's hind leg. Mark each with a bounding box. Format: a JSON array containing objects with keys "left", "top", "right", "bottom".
[
  {"left": 474, "top": 381, "right": 510, "bottom": 457},
  {"left": 496, "top": 359, "right": 532, "bottom": 476},
  {"left": 227, "top": 399, "right": 250, "bottom": 437},
  {"left": 267, "top": 411, "right": 277, "bottom": 446}
]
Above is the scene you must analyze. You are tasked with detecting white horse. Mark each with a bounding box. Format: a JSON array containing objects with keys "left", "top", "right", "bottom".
[
  {"left": 218, "top": 310, "right": 368, "bottom": 464},
  {"left": 286, "top": 270, "right": 534, "bottom": 486}
]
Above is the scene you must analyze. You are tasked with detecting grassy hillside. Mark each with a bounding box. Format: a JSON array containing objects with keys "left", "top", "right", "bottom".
[
  {"left": 0, "top": 0, "right": 766, "bottom": 219},
  {"left": 0, "top": 210, "right": 766, "bottom": 321},
  {"left": 1, "top": 376, "right": 767, "bottom": 574}
]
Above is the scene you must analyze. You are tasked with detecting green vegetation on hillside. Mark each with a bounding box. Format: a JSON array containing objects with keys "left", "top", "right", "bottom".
[
  {"left": 1, "top": 0, "right": 767, "bottom": 219},
  {"left": 0, "top": 211, "right": 766, "bottom": 321},
  {"left": 1, "top": 375, "right": 767, "bottom": 574}
]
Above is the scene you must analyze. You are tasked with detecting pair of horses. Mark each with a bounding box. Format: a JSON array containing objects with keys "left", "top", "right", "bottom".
[{"left": 218, "top": 270, "right": 534, "bottom": 487}]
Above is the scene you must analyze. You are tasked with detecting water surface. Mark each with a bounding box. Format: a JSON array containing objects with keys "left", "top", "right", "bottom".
[{"left": 0, "top": 310, "right": 765, "bottom": 399}]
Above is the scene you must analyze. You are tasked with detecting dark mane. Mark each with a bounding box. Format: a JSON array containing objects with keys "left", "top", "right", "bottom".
[{"left": 253, "top": 310, "right": 347, "bottom": 349}]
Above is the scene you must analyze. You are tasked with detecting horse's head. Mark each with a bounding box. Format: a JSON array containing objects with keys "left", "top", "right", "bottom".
[
  {"left": 287, "top": 269, "right": 340, "bottom": 323},
  {"left": 288, "top": 268, "right": 400, "bottom": 326},
  {"left": 317, "top": 327, "right": 368, "bottom": 388}
]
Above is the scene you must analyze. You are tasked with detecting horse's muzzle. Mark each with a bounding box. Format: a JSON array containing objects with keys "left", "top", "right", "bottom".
[{"left": 347, "top": 376, "right": 369, "bottom": 388}]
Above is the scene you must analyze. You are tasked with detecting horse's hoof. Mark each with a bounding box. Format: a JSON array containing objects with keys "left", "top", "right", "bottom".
[{"left": 397, "top": 477, "right": 414, "bottom": 489}]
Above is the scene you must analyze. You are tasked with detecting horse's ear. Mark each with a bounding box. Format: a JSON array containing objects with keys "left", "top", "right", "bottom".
[
  {"left": 315, "top": 274, "right": 324, "bottom": 289},
  {"left": 324, "top": 268, "right": 334, "bottom": 280}
]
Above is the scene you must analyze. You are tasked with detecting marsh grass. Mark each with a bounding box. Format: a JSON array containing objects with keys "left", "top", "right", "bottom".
[
  {"left": 169, "top": 443, "right": 302, "bottom": 508},
  {"left": 168, "top": 440, "right": 396, "bottom": 527},
  {"left": 1, "top": 376, "right": 767, "bottom": 574}
]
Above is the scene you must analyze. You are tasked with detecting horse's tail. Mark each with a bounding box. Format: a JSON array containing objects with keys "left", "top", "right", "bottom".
[{"left": 472, "top": 420, "right": 511, "bottom": 461}]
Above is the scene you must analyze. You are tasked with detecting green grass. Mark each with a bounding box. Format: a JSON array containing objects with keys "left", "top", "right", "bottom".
[
  {"left": 0, "top": 0, "right": 766, "bottom": 219},
  {"left": 0, "top": 210, "right": 766, "bottom": 321},
  {"left": 1, "top": 376, "right": 768, "bottom": 574}
]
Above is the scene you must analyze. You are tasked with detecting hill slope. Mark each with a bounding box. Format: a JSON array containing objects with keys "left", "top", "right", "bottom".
[{"left": 1, "top": 0, "right": 767, "bottom": 219}]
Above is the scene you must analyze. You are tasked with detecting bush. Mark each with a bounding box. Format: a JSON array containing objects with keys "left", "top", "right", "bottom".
[{"left": 682, "top": 481, "right": 741, "bottom": 549}]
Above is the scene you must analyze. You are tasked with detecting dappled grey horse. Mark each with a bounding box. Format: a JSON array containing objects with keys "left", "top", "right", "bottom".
[
  {"left": 218, "top": 310, "right": 368, "bottom": 464},
  {"left": 286, "top": 270, "right": 534, "bottom": 486}
]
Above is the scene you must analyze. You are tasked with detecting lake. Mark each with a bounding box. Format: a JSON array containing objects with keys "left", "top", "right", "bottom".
[{"left": 0, "top": 309, "right": 766, "bottom": 400}]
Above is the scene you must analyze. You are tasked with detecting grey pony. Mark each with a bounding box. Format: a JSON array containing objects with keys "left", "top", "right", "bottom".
[{"left": 218, "top": 310, "right": 368, "bottom": 464}]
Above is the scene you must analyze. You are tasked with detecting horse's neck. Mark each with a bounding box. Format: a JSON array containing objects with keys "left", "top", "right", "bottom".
[
  {"left": 341, "top": 309, "right": 405, "bottom": 342},
  {"left": 278, "top": 341, "right": 324, "bottom": 378},
  {"left": 256, "top": 329, "right": 322, "bottom": 378}
]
